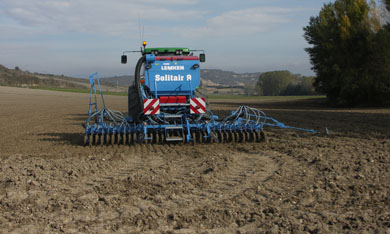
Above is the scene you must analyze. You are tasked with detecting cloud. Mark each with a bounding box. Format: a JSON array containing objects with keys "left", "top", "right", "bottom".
[
  {"left": 1, "top": 1, "right": 307, "bottom": 38},
  {"left": 0, "top": 0, "right": 204, "bottom": 36},
  {"left": 135, "top": 0, "right": 199, "bottom": 4},
  {"left": 0, "top": 1, "right": 316, "bottom": 76},
  {"left": 173, "top": 7, "right": 306, "bottom": 37},
  {"left": 0, "top": 25, "right": 41, "bottom": 40}
]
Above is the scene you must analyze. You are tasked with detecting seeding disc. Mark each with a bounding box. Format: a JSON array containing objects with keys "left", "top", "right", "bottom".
[
  {"left": 83, "top": 135, "right": 88, "bottom": 146},
  {"left": 191, "top": 132, "right": 196, "bottom": 145},
  {"left": 100, "top": 134, "right": 104, "bottom": 146}
]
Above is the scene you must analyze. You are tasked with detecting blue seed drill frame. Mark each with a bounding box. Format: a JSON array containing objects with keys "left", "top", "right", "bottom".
[{"left": 83, "top": 45, "right": 316, "bottom": 145}]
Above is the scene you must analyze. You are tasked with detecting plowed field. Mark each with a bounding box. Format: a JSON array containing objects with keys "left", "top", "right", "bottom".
[{"left": 0, "top": 86, "right": 389, "bottom": 233}]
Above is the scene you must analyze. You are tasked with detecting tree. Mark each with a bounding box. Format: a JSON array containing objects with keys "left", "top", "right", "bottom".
[
  {"left": 296, "top": 76, "right": 317, "bottom": 95},
  {"left": 256, "top": 71, "right": 316, "bottom": 96},
  {"left": 303, "top": 0, "right": 387, "bottom": 106},
  {"left": 366, "top": 24, "right": 390, "bottom": 103},
  {"left": 256, "top": 71, "right": 297, "bottom": 96},
  {"left": 384, "top": 0, "right": 390, "bottom": 11}
]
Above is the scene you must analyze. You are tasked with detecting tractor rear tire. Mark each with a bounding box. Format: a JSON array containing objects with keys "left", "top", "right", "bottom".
[{"left": 128, "top": 85, "right": 142, "bottom": 121}]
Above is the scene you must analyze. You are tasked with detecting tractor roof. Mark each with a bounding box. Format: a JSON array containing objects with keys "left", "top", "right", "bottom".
[{"left": 144, "top": 47, "right": 190, "bottom": 55}]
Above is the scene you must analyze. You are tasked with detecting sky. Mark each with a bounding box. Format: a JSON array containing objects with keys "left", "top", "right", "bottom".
[{"left": 0, "top": 0, "right": 330, "bottom": 78}]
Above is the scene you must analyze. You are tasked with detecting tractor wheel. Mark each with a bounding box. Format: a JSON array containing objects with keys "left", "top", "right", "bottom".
[{"left": 128, "top": 85, "right": 143, "bottom": 121}]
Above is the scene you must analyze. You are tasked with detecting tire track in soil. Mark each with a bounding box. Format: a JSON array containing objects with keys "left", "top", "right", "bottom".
[
  {"left": 61, "top": 144, "right": 164, "bottom": 198},
  {"left": 69, "top": 143, "right": 281, "bottom": 225},
  {"left": 161, "top": 145, "right": 280, "bottom": 214},
  {"left": 94, "top": 145, "right": 167, "bottom": 183},
  {"left": 207, "top": 152, "right": 278, "bottom": 198},
  {"left": 80, "top": 144, "right": 177, "bottom": 187}
]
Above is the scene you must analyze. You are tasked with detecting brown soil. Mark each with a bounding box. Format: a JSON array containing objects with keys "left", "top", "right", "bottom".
[{"left": 0, "top": 86, "right": 389, "bottom": 233}]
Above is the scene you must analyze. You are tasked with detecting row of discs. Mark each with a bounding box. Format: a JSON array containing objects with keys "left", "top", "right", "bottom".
[
  {"left": 191, "top": 130, "right": 265, "bottom": 144},
  {"left": 84, "top": 129, "right": 265, "bottom": 146},
  {"left": 83, "top": 131, "right": 168, "bottom": 146}
]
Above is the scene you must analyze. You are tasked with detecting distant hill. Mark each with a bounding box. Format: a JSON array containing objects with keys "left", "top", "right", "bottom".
[
  {"left": 0, "top": 64, "right": 261, "bottom": 95},
  {"left": 100, "top": 76, "right": 133, "bottom": 87},
  {"left": 101, "top": 69, "right": 262, "bottom": 95},
  {"left": 0, "top": 65, "right": 123, "bottom": 92},
  {"left": 201, "top": 69, "right": 261, "bottom": 87},
  {"left": 101, "top": 69, "right": 260, "bottom": 87},
  {"left": 0, "top": 64, "right": 87, "bottom": 89}
]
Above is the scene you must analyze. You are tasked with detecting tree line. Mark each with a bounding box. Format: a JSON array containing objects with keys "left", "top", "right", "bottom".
[
  {"left": 304, "top": 0, "right": 390, "bottom": 106},
  {"left": 256, "top": 71, "right": 317, "bottom": 96}
]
